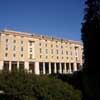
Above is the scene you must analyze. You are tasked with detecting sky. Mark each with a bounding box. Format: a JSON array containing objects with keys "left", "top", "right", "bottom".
[{"left": 0, "top": 0, "right": 85, "bottom": 41}]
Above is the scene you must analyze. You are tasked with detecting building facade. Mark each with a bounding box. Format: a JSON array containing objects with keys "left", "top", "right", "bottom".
[{"left": 0, "top": 30, "right": 83, "bottom": 74}]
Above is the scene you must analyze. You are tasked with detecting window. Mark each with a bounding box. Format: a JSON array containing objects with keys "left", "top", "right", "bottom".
[
  {"left": 40, "top": 48, "right": 42, "bottom": 53},
  {"left": 75, "top": 52, "right": 78, "bottom": 56},
  {"left": 46, "top": 49, "right": 48, "bottom": 54},
  {"left": 51, "top": 49, "right": 53, "bottom": 54},
  {"left": 6, "top": 39, "right": 8, "bottom": 43},
  {"left": 45, "top": 44, "right": 47, "bottom": 47},
  {"left": 66, "top": 57, "right": 69, "bottom": 59},
  {"left": 39, "top": 43, "right": 41, "bottom": 46},
  {"left": 5, "top": 53, "right": 8, "bottom": 57},
  {"left": 30, "top": 48, "right": 32, "bottom": 52},
  {"left": 57, "top": 56, "right": 59, "bottom": 59},
  {"left": 66, "top": 51, "right": 68, "bottom": 55},
  {"left": 76, "top": 57, "right": 78, "bottom": 61},
  {"left": 13, "top": 40, "right": 16, "bottom": 43},
  {"left": 21, "top": 54, "right": 23, "bottom": 57},
  {"left": 30, "top": 54, "right": 32, "bottom": 59},
  {"left": 13, "top": 45, "right": 16, "bottom": 51},
  {"left": 21, "top": 40, "right": 23, "bottom": 44},
  {"left": 61, "top": 50, "right": 63, "bottom": 54},
  {"left": 61, "top": 45, "right": 63, "bottom": 48},
  {"left": 21, "top": 47, "right": 23, "bottom": 51},
  {"left": 13, "top": 54, "right": 16, "bottom": 57},
  {"left": 29, "top": 41, "right": 32, "bottom": 46},
  {"left": 46, "top": 56, "right": 48, "bottom": 59},
  {"left": 51, "top": 44, "right": 53, "bottom": 47},
  {"left": 70, "top": 52, "right": 72, "bottom": 55},
  {"left": 5, "top": 46, "right": 8, "bottom": 51},
  {"left": 40, "top": 55, "right": 42, "bottom": 58},
  {"left": 56, "top": 50, "right": 59, "bottom": 54},
  {"left": 62, "top": 57, "right": 64, "bottom": 59}
]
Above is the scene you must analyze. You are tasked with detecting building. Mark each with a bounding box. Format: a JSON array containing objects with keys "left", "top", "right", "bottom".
[{"left": 0, "top": 30, "right": 83, "bottom": 74}]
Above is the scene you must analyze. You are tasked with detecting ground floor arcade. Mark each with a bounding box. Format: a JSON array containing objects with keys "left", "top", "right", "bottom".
[{"left": 0, "top": 61, "right": 81, "bottom": 74}]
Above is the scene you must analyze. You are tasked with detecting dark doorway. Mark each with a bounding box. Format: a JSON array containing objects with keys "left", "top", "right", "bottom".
[
  {"left": 61, "top": 63, "right": 64, "bottom": 74},
  {"left": 11, "top": 61, "right": 17, "bottom": 71},
  {"left": 56, "top": 63, "right": 60, "bottom": 74},
  {"left": 29, "top": 62, "right": 35, "bottom": 74},
  {"left": 19, "top": 61, "right": 24, "bottom": 71},
  {"left": 77, "top": 63, "right": 80, "bottom": 70},
  {"left": 71, "top": 63, "right": 74, "bottom": 72},
  {"left": 39, "top": 62, "right": 43, "bottom": 75},
  {"left": 66, "top": 63, "right": 69, "bottom": 72},
  {"left": 45, "top": 62, "right": 49, "bottom": 74},
  {"left": 3, "top": 61, "right": 9, "bottom": 71},
  {"left": 51, "top": 63, "right": 54, "bottom": 74}
]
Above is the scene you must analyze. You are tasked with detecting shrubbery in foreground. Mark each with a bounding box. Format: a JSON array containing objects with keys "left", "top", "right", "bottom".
[{"left": 0, "top": 71, "right": 82, "bottom": 100}]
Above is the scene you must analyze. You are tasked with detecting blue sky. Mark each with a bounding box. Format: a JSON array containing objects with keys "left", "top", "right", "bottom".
[{"left": 0, "top": 0, "right": 85, "bottom": 41}]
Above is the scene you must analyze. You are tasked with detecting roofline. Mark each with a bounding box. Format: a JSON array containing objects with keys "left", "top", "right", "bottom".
[{"left": 1, "top": 29, "right": 83, "bottom": 45}]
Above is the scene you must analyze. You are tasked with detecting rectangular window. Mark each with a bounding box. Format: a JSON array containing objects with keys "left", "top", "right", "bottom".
[
  {"left": 30, "top": 48, "right": 32, "bottom": 52},
  {"left": 61, "top": 50, "right": 63, "bottom": 54},
  {"left": 46, "top": 49, "right": 48, "bottom": 54},
  {"left": 21, "top": 47, "right": 23, "bottom": 51},
  {"left": 13, "top": 40, "right": 16, "bottom": 43},
  {"left": 51, "top": 44, "right": 53, "bottom": 47},
  {"left": 46, "top": 56, "right": 48, "bottom": 59},
  {"left": 5, "top": 45, "right": 8, "bottom": 51},
  {"left": 61, "top": 46, "right": 63, "bottom": 48},
  {"left": 29, "top": 41, "right": 32, "bottom": 46},
  {"left": 21, "top": 40, "right": 23, "bottom": 44},
  {"left": 57, "top": 56, "right": 59, "bottom": 59},
  {"left": 45, "top": 44, "right": 47, "bottom": 47},
  {"left": 30, "top": 54, "right": 32, "bottom": 59},
  {"left": 40, "top": 48, "right": 42, "bottom": 53},
  {"left": 13, "top": 45, "right": 16, "bottom": 51},
  {"left": 21, "top": 54, "right": 23, "bottom": 57},
  {"left": 6, "top": 39, "right": 8, "bottom": 43},
  {"left": 51, "top": 49, "right": 53, "bottom": 54},
  {"left": 56, "top": 50, "right": 59, "bottom": 54},
  {"left": 5, "top": 53, "right": 8, "bottom": 57},
  {"left": 13, "top": 53, "right": 16, "bottom": 57},
  {"left": 40, "top": 55, "right": 42, "bottom": 58},
  {"left": 70, "top": 52, "right": 72, "bottom": 55},
  {"left": 66, "top": 51, "right": 68, "bottom": 55},
  {"left": 39, "top": 43, "right": 41, "bottom": 46}
]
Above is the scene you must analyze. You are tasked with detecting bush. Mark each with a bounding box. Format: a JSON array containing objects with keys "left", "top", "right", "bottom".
[{"left": 0, "top": 71, "right": 82, "bottom": 100}]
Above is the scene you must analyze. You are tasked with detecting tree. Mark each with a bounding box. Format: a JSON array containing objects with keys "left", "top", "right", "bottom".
[
  {"left": 81, "top": 0, "right": 100, "bottom": 99},
  {"left": 0, "top": 71, "right": 82, "bottom": 100}
]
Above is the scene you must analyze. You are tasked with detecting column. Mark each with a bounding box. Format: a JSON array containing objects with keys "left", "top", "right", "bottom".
[
  {"left": 43, "top": 62, "right": 45, "bottom": 74},
  {"left": 49, "top": 62, "right": 51, "bottom": 74},
  {"left": 69, "top": 63, "right": 72, "bottom": 74},
  {"left": 9, "top": 61, "right": 11, "bottom": 71},
  {"left": 0, "top": 61, "right": 3, "bottom": 70},
  {"left": 64, "top": 63, "right": 66, "bottom": 74},
  {"left": 54, "top": 63, "right": 56, "bottom": 73},
  {"left": 17, "top": 61, "right": 19, "bottom": 70},
  {"left": 59, "top": 63, "right": 62, "bottom": 74},
  {"left": 74, "top": 63, "right": 77, "bottom": 72},
  {"left": 25, "top": 61, "right": 29, "bottom": 72},
  {"left": 35, "top": 62, "right": 39, "bottom": 75}
]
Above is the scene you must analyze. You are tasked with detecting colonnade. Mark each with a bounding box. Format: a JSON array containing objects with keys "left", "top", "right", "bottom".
[{"left": 0, "top": 61, "right": 81, "bottom": 74}]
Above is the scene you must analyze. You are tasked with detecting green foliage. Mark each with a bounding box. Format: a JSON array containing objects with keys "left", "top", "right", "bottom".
[{"left": 0, "top": 71, "right": 82, "bottom": 100}]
